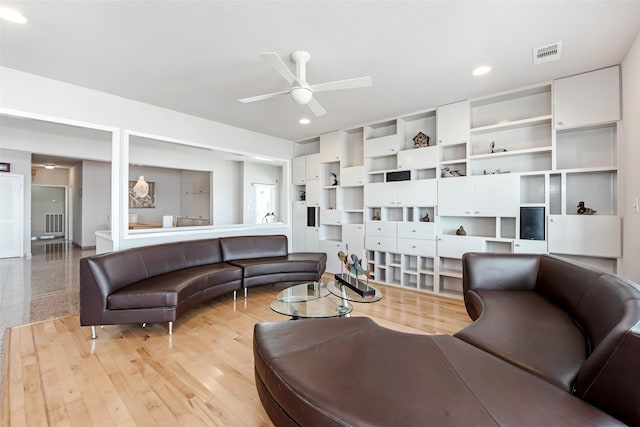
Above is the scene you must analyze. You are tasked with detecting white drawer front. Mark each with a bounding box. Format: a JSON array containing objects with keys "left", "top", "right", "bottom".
[
  {"left": 398, "top": 238, "right": 436, "bottom": 257},
  {"left": 365, "top": 220, "right": 397, "bottom": 237},
  {"left": 397, "top": 222, "right": 436, "bottom": 239},
  {"left": 437, "top": 236, "right": 485, "bottom": 259},
  {"left": 365, "top": 235, "right": 397, "bottom": 252}
]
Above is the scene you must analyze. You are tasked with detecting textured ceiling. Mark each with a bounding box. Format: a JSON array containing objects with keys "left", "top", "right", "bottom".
[{"left": 1, "top": 1, "right": 640, "bottom": 142}]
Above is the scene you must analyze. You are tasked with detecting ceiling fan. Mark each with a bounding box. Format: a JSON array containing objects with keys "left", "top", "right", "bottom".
[{"left": 238, "top": 50, "right": 372, "bottom": 117}]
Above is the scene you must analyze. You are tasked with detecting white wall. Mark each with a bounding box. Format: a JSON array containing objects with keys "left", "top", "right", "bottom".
[
  {"left": 622, "top": 31, "right": 640, "bottom": 282},
  {"left": 0, "top": 67, "right": 293, "bottom": 251},
  {"left": 69, "top": 164, "right": 82, "bottom": 246},
  {"left": 32, "top": 167, "right": 69, "bottom": 186},
  {"left": 82, "top": 161, "right": 111, "bottom": 247}
]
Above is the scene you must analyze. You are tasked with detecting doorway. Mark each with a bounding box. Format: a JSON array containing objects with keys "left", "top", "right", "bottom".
[
  {"left": 0, "top": 174, "right": 24, "bottom": 258},
  {"left": 31, "top": 185, "right": 67, "bottom": 240}
]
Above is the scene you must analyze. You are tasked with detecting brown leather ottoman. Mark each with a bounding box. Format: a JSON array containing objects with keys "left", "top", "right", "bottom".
[{"left": 253, "top": 317, "right": 623, "bottom": 427}]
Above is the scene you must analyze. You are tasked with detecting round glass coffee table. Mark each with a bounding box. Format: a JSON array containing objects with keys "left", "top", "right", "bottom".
[{"left": 270, "top": 282, "right": 352, "bottom": 319}]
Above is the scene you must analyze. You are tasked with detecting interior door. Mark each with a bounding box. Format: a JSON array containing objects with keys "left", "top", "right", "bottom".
[{"left": 0, "top": 174, "right": 24, "bottom": 258}]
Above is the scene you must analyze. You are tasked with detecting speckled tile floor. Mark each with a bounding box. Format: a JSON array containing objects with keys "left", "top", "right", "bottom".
[{"left": 0, "top": 240, "right": 95, "bottom": 369}]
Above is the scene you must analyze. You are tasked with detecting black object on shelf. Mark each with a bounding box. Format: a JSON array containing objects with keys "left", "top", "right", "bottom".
[
  {"left": 334, "top": 273, "right": 376, "bottom": 297},
  {"left": 386, "top": 170, "right": 410, "bottom": 182}
]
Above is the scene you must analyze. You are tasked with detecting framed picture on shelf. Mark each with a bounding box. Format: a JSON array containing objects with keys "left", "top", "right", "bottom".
[{"left": 128, "top": 180, "right": 156, "bottom": 208}]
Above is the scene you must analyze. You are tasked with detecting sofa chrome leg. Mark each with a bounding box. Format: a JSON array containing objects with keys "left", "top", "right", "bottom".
[
  {"left": 244, "top": 288, "right": 248, "bottom": 298},
  {"left": 142, "top": 322, "right": 147, "bottom": 328},
  {"left": 91, "top": 326, "right": 97, "bottom": 339},
  {"left": 168, "top": 322, "right": 173, "bottom": 335},
  {"left": 233, "top": 290, "right": 237, "bottom": 301}
]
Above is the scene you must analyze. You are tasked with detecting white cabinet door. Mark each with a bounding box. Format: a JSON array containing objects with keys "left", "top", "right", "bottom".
[
  {"left": 398, "top": 238, "right": 436, "bottom": 257},
  {"left": 292, "top": 202, "right": 307, "bottom": 252},
  {"left": 365, "top": 235, "right": 397, "bottom": 252},
  {"left": 365, "top": 220, "right": 397, "bottom": 237},
  {"left": 364, "top": 134, "right": 401, "bottom": 158},
  {"left": 364, "top": 182, "right": 397, "bottom": 206},
  {"left": 397, "top": 146, "right": 438, "bottom": 170},
  {"left": 292, "top": 156, "right": 306, "bottom": 185},
  {"left": 548, "top": 215, "right": 621, "bottom": 257},
  {"left": 320, "top": 131, "right": 342, "bottom": 162},
  {"left": 437, "top": 100, "right": 470, "bottom": 145},
  {"left": 305, "top": 227, "right": 320, "bottom": 252},
  {"left": 397, "top": 179, "right": 437, "bottom": 207},
  {"left": 319, "top": 240, "right": 343, "bottom": 273},
  {"left": 305, "top": 153, "right": 321, "bottom": 181},
  {"left": 474, "top": 174, "right": 519, "bottom": 216},
  {"left": 554, "top": 66, "right": 620, "bottom": 129},
  {"left": 438, "top": 177, "right": 475, "bottom": 216},
  {"left": 305, "top": 179, "right": 321, "bottom": 207},
  {"left": 437, "top": 235, "right": 485, "bottom": 259},
  {"left": 397, "top": 222, "right": 436, "bottom": 239},
  {"left": 513, "top": 239, "right": 548, "bottom": 254},
  {"left": 340, "top": 166, "right": 364, "bottom": 187},
  {"left": 342, "top": 224, "right": 365, "bottom": 248},
  {"left": 320, "top": 209, "right": 343, "bottom": 225}
]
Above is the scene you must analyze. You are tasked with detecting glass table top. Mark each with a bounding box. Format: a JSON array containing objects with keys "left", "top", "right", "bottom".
[{"left": 270, "top": 282, "right": 352, "bottom": 319}]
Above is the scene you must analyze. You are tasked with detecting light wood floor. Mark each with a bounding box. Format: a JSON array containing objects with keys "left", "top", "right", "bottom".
[{"left": 1, "top": 279, "right": 471, "bottom": 427}]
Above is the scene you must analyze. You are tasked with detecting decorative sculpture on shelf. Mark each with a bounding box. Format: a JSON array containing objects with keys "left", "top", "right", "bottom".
[
  {"left": 299, "top": 190, "right": 306, "bottom": 201},
  {"left": 413, "top": 132, "right": 430, "bottom": 148},
  {"left": 577, "top": 201, "right": 597, "bottom": 215},
  {"left": 331, "top": 172, "right": 338, "bottom": 186},
  {"left": 421, "top": 212, "right": 430, "bottom": 222},
  {"left": 338, "top": 244, "right": 372, "bottom": 284},
  {"left": 372, "top": 209, "right": 381, "bottom": 220},
  {"left": 456, "top": 226, "right": 467, "bottom": 236},
  {"left": 489, "top": 141, "right": 507, "bottom": 154},
  {"left": 442, "top": 167, "right": 465, "bottom": 178}
]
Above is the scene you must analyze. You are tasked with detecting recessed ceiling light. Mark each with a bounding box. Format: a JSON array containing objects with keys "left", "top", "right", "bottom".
[
  {"left": 472, "top": 66, "right": 492, "bottom": 76},
  {"left": 299, "top": 118, "right": 311, "bottom": 125},
  {"left": 44, "top": 164, "right": 55, "bottom": 170},
  {"left": 0, "top": 6, "right": 27, "bottom": 24}
]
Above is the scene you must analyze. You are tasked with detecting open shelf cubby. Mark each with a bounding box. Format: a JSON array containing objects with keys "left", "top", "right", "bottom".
[
  {"left": 470, "top": 84, "right": 551, "bottom": 129},
  {"left": 401, "top": 110, "right": 437, "bottom": 150},
  {"left": 556, "top": 123, "right": 617, "bottom": 170}
]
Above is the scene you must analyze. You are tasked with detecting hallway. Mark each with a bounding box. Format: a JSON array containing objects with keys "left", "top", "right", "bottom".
[{"left": 0, "top": 240, "right": 95, "bottom": 360}]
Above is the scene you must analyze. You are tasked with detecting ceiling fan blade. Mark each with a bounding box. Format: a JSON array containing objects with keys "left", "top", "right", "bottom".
[
  {"left": 307, "top": 97, "right": 327, "bottom": 117},
  {"left": 238, "top": 89, "right": 290, "bottom": 103},
  {"left": 260, "top": 52, "right": 297, "bottom": 84},
  {"left": 311, "top": 76, "right": 372, "bottom": 93}
]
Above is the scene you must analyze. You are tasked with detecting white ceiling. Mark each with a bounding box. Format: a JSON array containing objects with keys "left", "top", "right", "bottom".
[{"left": 1, "top": 1, "right": 640, "bottom": 142}]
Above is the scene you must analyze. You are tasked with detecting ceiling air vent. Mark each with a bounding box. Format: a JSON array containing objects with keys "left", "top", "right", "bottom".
[{"left": 533, "top": 42, "right": 562, "bottom": 65}]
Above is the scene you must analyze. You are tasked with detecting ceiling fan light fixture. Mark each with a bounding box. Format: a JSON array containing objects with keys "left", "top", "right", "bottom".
[
  {"left": 299, "top": 118, "right": 311, "bottom": 125},
  {"left": 291, "top": 87, "right": 313, "bottom": 105}
]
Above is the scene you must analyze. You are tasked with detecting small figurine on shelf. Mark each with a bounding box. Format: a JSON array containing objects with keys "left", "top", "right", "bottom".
[
  {"left": 372, "top": 209, "right": 381, "bottom": 220},
  {"left": 577, "top": 201, "right": 597, "bottom": 215},
  {"left": 489, "top": 141, "right": 507, "bottom": 154},
  {"left": 421, "top": 212, "right": 430, "bottom": 222},
  {"left": 456, "top": 226, "right": 467, "bottom": 236},
  {"left": 413, "top": 132, "right": 430, "bottom": 148},
  {"left": 442, "top": 167, "right": 466, "bottom": 178},
  {"left": 330, "top": 172, "right": 338, "bottom": 186},
  {"left": 299, "top": 190, "right": 306, "bottom": 201}
]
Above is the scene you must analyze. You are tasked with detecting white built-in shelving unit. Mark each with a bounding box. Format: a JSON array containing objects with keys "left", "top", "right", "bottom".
[{"left": 292, "top": 65, "right": 622, "bottom": 299}]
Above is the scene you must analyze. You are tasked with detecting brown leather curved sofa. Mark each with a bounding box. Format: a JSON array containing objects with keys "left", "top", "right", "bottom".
[
  {"left": 253, "top": 253, "right": 640, "bottom": 426},
  {"left": 80, "top": 234, "right": 326, "bottom": 338}
]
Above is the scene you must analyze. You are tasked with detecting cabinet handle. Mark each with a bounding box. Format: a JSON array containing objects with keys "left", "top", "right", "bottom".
[
  {"left": 515, "top": 244, "right": 520, "bottom": 247},
  {"left": 412, "top": 229, "right": 416, "bottom": 232},
  {"left": 550, "top": 218, "right": 555, "bottom": 222},
  {"left": 557, "top": 121, "right": 563, "bottom": 126},
  {"left": 412, "top": 245, "right": 416, "bottom": 248},
  {"left": 475, "top": 211, "right": 480, "bottom": 214},
  {"left": 465, "top": 211, "right": 471, "bottom": 214}
]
